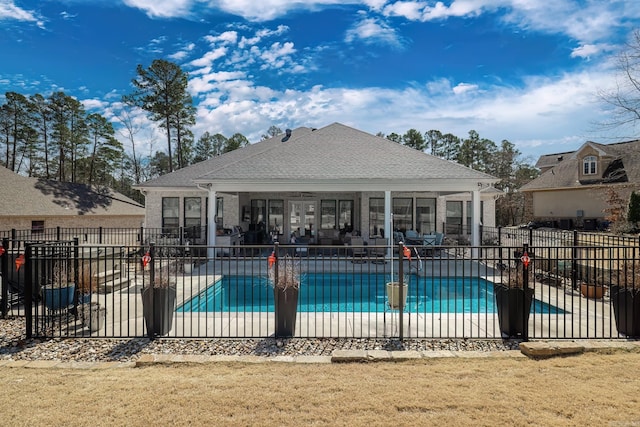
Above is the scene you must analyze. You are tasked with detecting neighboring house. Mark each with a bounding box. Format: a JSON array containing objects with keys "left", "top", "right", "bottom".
[
  {"left": 0, "top": 166, "right": 145, "bottom": 232},
  {"left": 520, "top": 139, "right": 640, "bottom": 229},
  {"left": 135, "top": 123, "right": 499, "bottom": 248}
]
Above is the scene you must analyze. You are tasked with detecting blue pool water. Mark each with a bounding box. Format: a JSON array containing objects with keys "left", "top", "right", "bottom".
[{"left": 177, "top": 273, "right": 565, "bottom": 314}]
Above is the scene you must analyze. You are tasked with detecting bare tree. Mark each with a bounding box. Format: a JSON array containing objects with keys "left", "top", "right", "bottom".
[{"left": 598, "top": 30, "right": 640, "bottom": 137}]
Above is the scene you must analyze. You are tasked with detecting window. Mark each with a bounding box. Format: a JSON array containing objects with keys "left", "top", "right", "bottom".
[
  {"left": 393, "top": 198, "right": 413, "bottom": 234},
  {"left": 184, "top": 198, "right": 201, "bottom": 227},
  {"left": 268, "top": 200, "right": 284, "bottom": 234},
  {"left": 416, "top": 198, "right": 436, "bottom": 234},
  {"left": 251, "top": 199, "right": 266, "bottom": 224},
  {"left": 339, "top": 200, "right": 353, "bottom": 232},
  {"left": 445, "top": 201, "right": 463, "bottom": 235},
  {"left": 583, "top": 156, "right": 597, "bottom": 175},
  {"left": 184, "top": 197, "right": 201, "bottom": 238},
  {"left": 369, "top": 198, "right": 385, "bottom": 237},
  {"left": 162, "top": 197, "right": 179, "bottom": 233},
  {"left": 466, "top": 200, "right": 484, "bottom": 233},
  {"left": 31, "top": 220, "right": 45, "bottom": 234},
  {"left": 320, "top": 200, "right": 336, "bottom": 230}
]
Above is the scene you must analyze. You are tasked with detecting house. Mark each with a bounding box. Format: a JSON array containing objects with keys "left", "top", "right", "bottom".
[
  {"left": 0, "top": 166, "right": 145, "bottom": 232},
  {"left": 134, "top": 123, "right": 499, "bottom": 250},
  {"left": 520, "top": 139, "right": 640, "bottom": 229}
]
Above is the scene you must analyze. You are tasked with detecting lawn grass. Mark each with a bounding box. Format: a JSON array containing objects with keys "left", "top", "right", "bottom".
[{"left": 1, "top": 352, "right": 639, "bottom": 426}]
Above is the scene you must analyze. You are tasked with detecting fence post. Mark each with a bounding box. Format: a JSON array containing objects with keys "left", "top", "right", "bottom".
[
  {"left": 72, "top": 238, "right": 79, "bottom": 313},
  {"left": 398, "top": 243, "right": 404, "bottom": 340},
  {"left": 1, "top": 238, "right": 8, "bottom": 318},
  {"left": 498, "top": 227, "right": 503, "bottom": 263},
  {"left": 528, "top": 227, "right": 533, "bottom": 247},
  {"left": 25, "top": 243, "right": 33, "bottom": 339},
  {"left": 56, "top": 226, "right": 61, "bottom": 241},
  {"left": 147, "top": 243, "right": 156, "bottom": 339},
  {"left": 11, "top": 229, "right": 16, "bottom": 248},
  {"left": 99, "top": 227, "right": 103, "bottom": 244},
  {"left": 571, "top": 230, "right": 578, "bottom": 290},
  {"left": 522, "top": 243, "right": 529, "bottom": 341},
  {"left": 179, "top": 227, "right": 184, "bottom": 246}
]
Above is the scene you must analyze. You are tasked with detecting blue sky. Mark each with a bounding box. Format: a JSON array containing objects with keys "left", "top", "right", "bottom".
[{"left": 2, "top": 1, "right": 640, "bottom": 162}]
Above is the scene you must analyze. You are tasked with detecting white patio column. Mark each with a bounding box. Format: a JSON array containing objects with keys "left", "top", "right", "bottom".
[
  {"left": 471, "top": 189, "right": 481, "bottom": 257},
  {"left": 207, "top": 188, "right": 217, "bottom": 259},
  {"left": 384, "top": 190, "right": 392, "bottom": 242}
]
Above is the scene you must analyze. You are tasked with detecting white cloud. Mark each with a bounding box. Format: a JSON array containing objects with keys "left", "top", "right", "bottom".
[
  {"left": 452, "top": 82, "right": 478, "bottom": 95},
  {"left": 188, "top": 61, "right": 617, "bottom": 159},
  {"left": 345, "top": 16, "right": 401, "bottom": 47},
  {"left": 122, "top": 0, "right": 195, "bottom": 18},
  {"left": 0, "top": 0, "right": 44, "bottom": 27},
  {"left": 59, "top": 11, "right": 77, "bottom": 20},
  {"left": 187, "top": 26, "right": 305, "bottom": 73},
  {"left": 238, "top": 26, "right": 289, "bottom": 49},
  {"left": 258, "top": 41, "right": 296, "bottom": 70},
  {"left": 570, "top": 43, "right": 615, "bottom": 59},
  {"left": 169, "top": 42, "right": 196, "bottom": 61},
  {"left": 213, "top": 0, "right": 359, "bottom": 22},
  {"left": 204, "top": 31, "right": 238, "bottom": 45},
  {"left": 380, "top": 1, "right": 640, "bottom": 54},
  {"left": 188, "top": 46, "right": 227, "bottom": 68}
]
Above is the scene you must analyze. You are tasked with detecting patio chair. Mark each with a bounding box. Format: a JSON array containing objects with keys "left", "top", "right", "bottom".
[
  {"left": 350, "top": 237, "right": 367, "bottom": 263},
  {"left": 404, "top": 230, "right": 421, "bottom": 245},
  {"left": 370, "top": 237, "right": 388, "bottom": 264}
]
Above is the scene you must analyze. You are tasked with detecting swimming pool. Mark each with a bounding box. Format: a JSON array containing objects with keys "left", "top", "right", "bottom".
[{"left": 177, "top": 273, "right": 566, "bottom": 314}]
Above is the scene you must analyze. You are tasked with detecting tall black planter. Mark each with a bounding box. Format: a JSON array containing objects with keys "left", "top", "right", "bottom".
[
  {"left": 274, "top": 287, "right": 298, "bottom": 337},
  {"left": 494, "top": 284, "right": 533, "bottom": 338},
  {"left": 611, "top": 285, "right": 640, "bottom": 337},
  {"left": 142, "top": 286, "right": 176, "bottom": 337}
]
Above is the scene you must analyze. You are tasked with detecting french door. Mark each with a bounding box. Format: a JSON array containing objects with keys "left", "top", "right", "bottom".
[{"left": 289, "top": 201, "right": 316, "bottom": 239}]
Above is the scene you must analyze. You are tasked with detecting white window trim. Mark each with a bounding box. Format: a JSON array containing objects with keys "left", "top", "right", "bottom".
[{"left": 583, "top": 156, "right": 597, "bottom": 175}]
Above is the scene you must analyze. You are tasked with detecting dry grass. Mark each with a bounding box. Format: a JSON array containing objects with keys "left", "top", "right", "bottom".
[{"left": 2, "top": 352, "right": 640, "bottom": 426}]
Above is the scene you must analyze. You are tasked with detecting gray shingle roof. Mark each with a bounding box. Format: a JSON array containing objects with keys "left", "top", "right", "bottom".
[
  {"left": 522, "top": 139, "right": 640, "bottom": 191},
  {"left": 0, "top": 167, "right": 144, "bottom": 217},
  {"left": 137, "top": 122, "right": 497, "bottom": 188}
]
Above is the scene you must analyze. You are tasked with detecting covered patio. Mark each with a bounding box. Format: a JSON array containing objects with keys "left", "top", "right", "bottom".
[{"left": 135, "top": 123, "right": 500, "bottom": 255}]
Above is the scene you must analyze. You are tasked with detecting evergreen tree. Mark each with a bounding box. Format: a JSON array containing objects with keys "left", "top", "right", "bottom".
[
  {"left": 124, "top": 59, "right": 194, "bottom": 173},
  {"left": 425, "top": 129, "right": 443, "bottom": 156},
  {"left": 193, "top": 131, "right": 227, "bottom": 162},
  {"left": 386, "top": 132, "right": 401, "bottom": 143},
  {"left": 628, "top": 191, "right": 640, "bottom": 227},
  {"left": 224, "top": 133, "right": 249, "bottom": 153},
  {"left": 261, "top": 125, "right": 282, "bottom": 140},
  {"left": 402, "top": 128, "right": 426, "bottom": 151}
]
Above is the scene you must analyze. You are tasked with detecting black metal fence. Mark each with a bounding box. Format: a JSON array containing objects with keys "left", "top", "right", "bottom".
[
  {"left": 2, "top": 234, "right": 639, "bottom": 340},
  {"left": 481, "top": 226, "right": 640, "bottom": 248},
  {"left": 0, "top": 226, "right": 208, "bottom": 247}
]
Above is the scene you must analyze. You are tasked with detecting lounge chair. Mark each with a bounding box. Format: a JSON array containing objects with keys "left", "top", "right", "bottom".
[{"left": 350, "top": 237, "right": 367, "bottom": 263}]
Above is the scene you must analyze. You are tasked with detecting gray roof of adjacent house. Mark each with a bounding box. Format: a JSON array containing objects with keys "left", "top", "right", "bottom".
[
  {"left": 136, "top": 122, "right": 498, "bottom": 193},
  {"left": 0, "top": 166, "right": 144, "bottom": 217},
  {"left": 521, "top": 139, "right": 640, "bottom": 191}
]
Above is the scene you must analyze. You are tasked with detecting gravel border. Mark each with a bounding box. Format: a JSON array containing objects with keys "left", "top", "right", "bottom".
[{"left": 1, "top": 317, "right": 520, "bottom": 362}]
